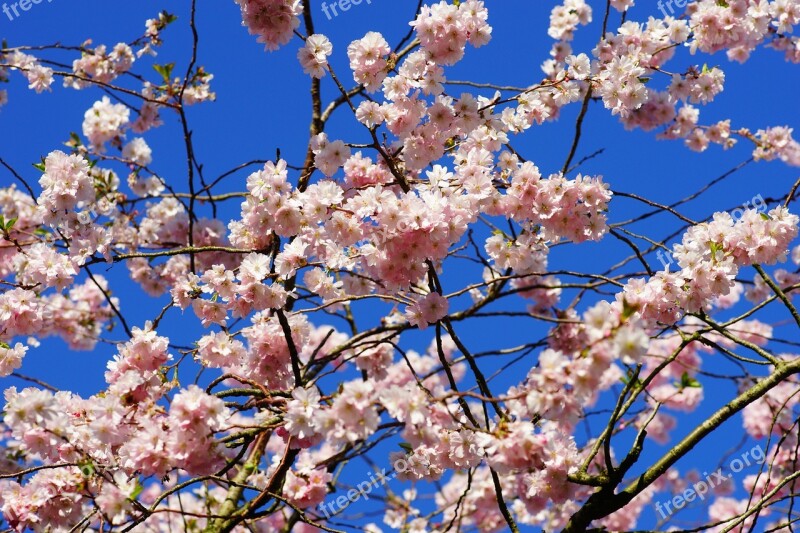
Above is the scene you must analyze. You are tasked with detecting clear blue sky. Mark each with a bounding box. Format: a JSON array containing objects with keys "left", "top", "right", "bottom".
[{"left": 1, "top": 1, "right": 799, "bottom": 531}]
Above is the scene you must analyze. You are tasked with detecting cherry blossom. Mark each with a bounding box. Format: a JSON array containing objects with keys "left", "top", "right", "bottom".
[
  {"left": 0, "top": 2, "right": 799, "bottom": 532},
  {"left": 298, "top": 34, "right": 332, "bottom": 78}
]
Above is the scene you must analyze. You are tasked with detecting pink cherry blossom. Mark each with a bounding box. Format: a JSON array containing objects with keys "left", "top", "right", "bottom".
[{"left": 1, "top": 3, "right": 800, "bottom": 532}]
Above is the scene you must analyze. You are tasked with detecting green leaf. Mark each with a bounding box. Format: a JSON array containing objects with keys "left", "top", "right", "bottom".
[
  {"left": 398, "top": 442, "right": 414, "bottom": 453},
  {"left": 129, "top": 480, "right": 144, "bottom": 500},
  {"left": 33, "top": 162, "right": 46, "bottom": 172},
  {"left": 153, "top": 63, "right": 175, "bottom": 83},
  {"left": 78, "top": 460, "right": 95, "bottom": 478},
  {"left": 621, "top": 297, "right": 638, "bottom": 320},
  {"left": 620, "top": 370, "right": 643, "bottom": 388},
  {"left": 5, "top": 217, "right": 17, "bottom": 231},
  {"left": 0, "top": 341, "right": 10, "bottom": 350},
  {"left": 679, "top": 372, "right": 702, "bottom": 389},
  {"left": 160, "top": 11, "right": 178, "bottom": 25},
  {"left": 760, "top": 213, "right": 771, "bottom": 221},
  {"left": 67, "top": 131, "right": 82, "bottom": 148}
]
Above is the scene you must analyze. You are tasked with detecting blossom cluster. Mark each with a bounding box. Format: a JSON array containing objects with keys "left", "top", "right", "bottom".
[
  {"left": 622, "top": 206, "right": 799, "bottom": 324},
  {"left": 234, "top": 0, "right": 302, "bottom": 51}
]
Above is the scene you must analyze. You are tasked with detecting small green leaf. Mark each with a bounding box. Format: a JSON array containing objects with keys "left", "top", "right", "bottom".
[
  {"left": 398, "top": 442, "right": 414, "bottom": 453},
  {"left": 153, "top": 63, "right": 175, "bottom": 83},
  {"left": 621, "top": 297, "right": 638, "bottom": 320},
  {"left": 78, "top": 460, "right": 95, "bottom": 478},
  {"left": 679, "top": 372, "right": 702, "bottom": 389},
  {"left": 33, "top": 162, "right": 46, "bottom": 172},
  {"left": 5, "top": 217, "right": 17, "bottom": 231},
  {"left": 0, "top": 341, "right": 10, "bottom": 350},
  {"left": 129, "top": 480, "right": 144, "bottom": 500},
  {"left": 67, "top": 132, "right": 83, "bottom": 148},
  {"left": 620, "top": 369, "right": 643, "bottom": 388},
  {"left": 760, "top": 213, "right": 771, "bottom": 221},
  {"left": 160, "top": 11, "right": 178, "bottom": 25}
]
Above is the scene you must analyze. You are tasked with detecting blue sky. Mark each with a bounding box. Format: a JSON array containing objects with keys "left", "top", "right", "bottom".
[{"left": 1, "top": 1, "right": 800, "bottom": 531}]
